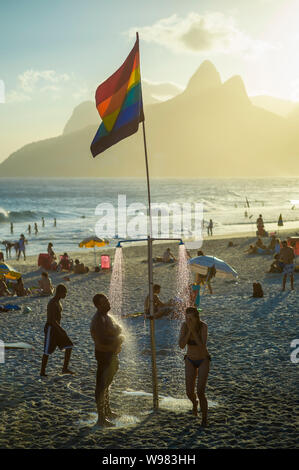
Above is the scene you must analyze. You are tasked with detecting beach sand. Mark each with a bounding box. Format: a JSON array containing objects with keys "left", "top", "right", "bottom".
[{"left": 0, "top": 232, "right": 298, "bottom": 449}]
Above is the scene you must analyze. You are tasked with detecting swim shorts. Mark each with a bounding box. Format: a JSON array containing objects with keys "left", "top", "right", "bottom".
[
  {"left": 283, "top": 263, "right": 294, "bottom": 275},
  {"left": 43, "top": 323, "right": 73, "bottom": 355}
]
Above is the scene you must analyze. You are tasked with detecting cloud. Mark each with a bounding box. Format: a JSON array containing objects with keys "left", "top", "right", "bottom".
[
  {"left": 7, "top": 69, "right": 89, "bottom": 104},
  {"left": 18, "top": 70, "right": 70, "bottom": 93},
  {"left": 128, "top": 12, "right": 272, "bottom": 57},
  {"left": 142, "top": 79, "right": 183, "bottom": 103}
]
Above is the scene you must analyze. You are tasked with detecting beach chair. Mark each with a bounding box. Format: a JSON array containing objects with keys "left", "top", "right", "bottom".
[
  {"left": 100, "top": 254, "right": 111, "bottom": 270},
  {"left": 38, "top": 253, "right": 52, "bottom": 270}
]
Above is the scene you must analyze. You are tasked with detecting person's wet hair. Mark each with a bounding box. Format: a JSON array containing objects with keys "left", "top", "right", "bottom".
[
  {"left": 186, "top": 307, "right": 200, "bottom": 318},
  {"left": 93, "top": 293, "right": 107, "bottom": 307},
  {"left": 56, "top": 284, "right": 67, "bottom": 296},
  {"left": 42, "top": 272, "right": 48, "bottom": 278},
  {"left": 153, "top": 284, "right": 161, "bottom": 293}
]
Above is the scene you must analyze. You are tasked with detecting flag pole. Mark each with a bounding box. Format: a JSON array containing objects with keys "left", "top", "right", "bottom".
[{"left": 138, "top": 32, "right": 159, "bottom": 411}]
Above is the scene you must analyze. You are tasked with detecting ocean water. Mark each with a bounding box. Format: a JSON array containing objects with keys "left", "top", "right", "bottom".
[{"left": 0, "top": 177, "right": 298, "bottom": 257}]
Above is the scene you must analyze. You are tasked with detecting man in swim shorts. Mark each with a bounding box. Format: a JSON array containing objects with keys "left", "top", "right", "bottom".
[
  {"left": 280, "top": 241, "right": 295, "bottom": 291},
  {"left": 40, "top": 284, "right": 74, "bottom": 376},
  {"left": 90, "top": 294, "right": 124, "bottom": 427}
]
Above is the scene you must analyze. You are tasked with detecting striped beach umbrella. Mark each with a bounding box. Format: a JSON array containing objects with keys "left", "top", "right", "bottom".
[
  {"left": 0, "top": 263, "right": 22, "bottom": 281},
  {"left": 79, "top": 237, "right": 109, "bottom": 267}
]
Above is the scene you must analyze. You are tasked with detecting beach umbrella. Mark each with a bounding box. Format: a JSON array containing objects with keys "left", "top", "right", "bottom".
[
  {"left": 0, "top": 263, "right": 22, "bottom": 281},
  {"left": 79, "top": 236, "right": 109, "bottom": 267},
  {"left": 188, "top": 255, "right": 238, "bottom": 279}
]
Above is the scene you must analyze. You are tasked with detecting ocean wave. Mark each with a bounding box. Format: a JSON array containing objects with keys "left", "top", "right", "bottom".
[{"left": 0, "top": 208, "right": 43, "bottom": 223}]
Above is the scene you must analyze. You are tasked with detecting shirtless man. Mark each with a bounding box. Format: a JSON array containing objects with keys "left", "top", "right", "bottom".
[
  {"left": 40, "top": 284, "right": 74, "bottom": 376},
  {"left": 90, "top": 294, "right": 124, "bottom": 427},
  {"left": 280, "top": 241, "right": 295, "bottom": 291}
]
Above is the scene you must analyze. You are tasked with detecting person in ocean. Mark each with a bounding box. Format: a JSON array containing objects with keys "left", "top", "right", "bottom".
[
  {"left": 40, "top": 284, "right": 74, "bottom": 377},
  {"left": 42, "top": 217, "right": 45, "bottom": 227},
  {"left": 90, "top": 294, "right": 124, "bottom": 427},
  {"left": 10, "top": 222, "right": 13, "bottom": 234},
  {"left": 34, "top": 223, "right": 38, "bottom": 235},
  {"left": 179, "top": 307, "right": 210, "bottom": 426},
  {"left": 27, "top": 224, "right": 31, "bottom": 235}
]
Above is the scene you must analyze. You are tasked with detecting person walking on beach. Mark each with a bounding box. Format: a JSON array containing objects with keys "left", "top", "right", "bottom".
[
  {"left": 207, "top": 219, "right": 213, "bottom": 236},
  {"left": 17, "top": 234, "right": 26, "bottom": 261},
  {"left": 40, "top": 284, "right": 74, "bottom": 377},
  {"left": 90, "top": 294, "right": 124, "bottom": 427},
  {"left": 179, "top": 307, "right": 210, "bottom": 427},
  {"left": 280, "top": 240, "right": 295, "bottom": 291}
]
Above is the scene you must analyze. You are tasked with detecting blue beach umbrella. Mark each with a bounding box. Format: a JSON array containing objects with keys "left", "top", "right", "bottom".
[{"left": 188, "top": 255, "right": 238, "bottom": 279}]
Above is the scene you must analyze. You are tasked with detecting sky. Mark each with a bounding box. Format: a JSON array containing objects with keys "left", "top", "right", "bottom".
[{"left": 1, "top": 0, "right": 299, "bottom": 163}]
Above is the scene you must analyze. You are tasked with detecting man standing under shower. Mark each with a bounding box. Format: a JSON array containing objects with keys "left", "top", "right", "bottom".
[{"left": 90, "top": 294, "right": 124, "bottom": 427}]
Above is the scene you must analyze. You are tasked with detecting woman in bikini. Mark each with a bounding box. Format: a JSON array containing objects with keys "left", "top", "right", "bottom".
[{"left": 179, "top": 307, "right": 210, "bottom": 426}]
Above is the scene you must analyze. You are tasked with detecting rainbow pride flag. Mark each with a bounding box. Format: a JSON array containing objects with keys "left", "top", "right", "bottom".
[{"left": 91, "top": 35, "right": 144, "bottom": 157}]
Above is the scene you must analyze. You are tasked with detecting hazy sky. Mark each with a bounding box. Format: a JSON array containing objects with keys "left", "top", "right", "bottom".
[{"left": 1, "top": 0, "right": 299, "bottom": 163}]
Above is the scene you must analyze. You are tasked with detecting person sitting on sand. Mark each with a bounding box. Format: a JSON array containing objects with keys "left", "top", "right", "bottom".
[
  {"left": 73, "top": 259, "right": 89, "bottom": 274},
  {"left": 268, "top": 235, "right": 277, "bottom": 252},
  {"left": 0, "top": 276, "right": 11, "bottom": 296},
  {"left": 163, "top": 248, "right": 176, "bottom": 263},
  {"left": 58, "top": 253, "right": 73, "bottom": 271},
  {"left": 244, "top": 244, "right": 258, "bottom": 255},
  {"left": 144, "top": 284, "right": 174, "bottom": 319},
  {"left": 40, "top": 284, "right": 74, "bottom": 377},
  {"left": 47, "top": 243, "right": 56, "bottom": 262},
  {"left": 256, "top": 238, "right": 266, "bottom": 250},
  {"left": 90, "top": 294, "right": 124, "bottom": 427},
  {"left": 179, "top": 307, "right": 210, "bottom": 427},
  {"left": 38, "top": 272, "right": 54, "bottom": 296},
  {"left": 13, "top": 277, "right": 31, "bottom": 297},
  {"left": 267, "top": 254, "right": 284, "bottom": 273},
  {"left": 280, "top": 240, "right": 295, "bottom": 291}
]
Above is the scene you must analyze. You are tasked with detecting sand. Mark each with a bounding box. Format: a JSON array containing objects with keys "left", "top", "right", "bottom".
[{"left": 0, "top": 232, "right": 298, "bottom": 449}]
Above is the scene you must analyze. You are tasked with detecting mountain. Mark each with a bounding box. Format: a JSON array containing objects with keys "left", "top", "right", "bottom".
[
  {"left": 1, "top": 60, "right": 299, "bottom": 177},
  {"left": 250, "top": 95, "right": 297, "bottom": 117}
]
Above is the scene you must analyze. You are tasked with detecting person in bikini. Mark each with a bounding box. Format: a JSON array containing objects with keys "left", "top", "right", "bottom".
[
  {"left": 179, "top": 307, "right": 210, "bottom": 427},
  {"left": 40, "top": 284, "right": 74, "bottom": 376}
]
